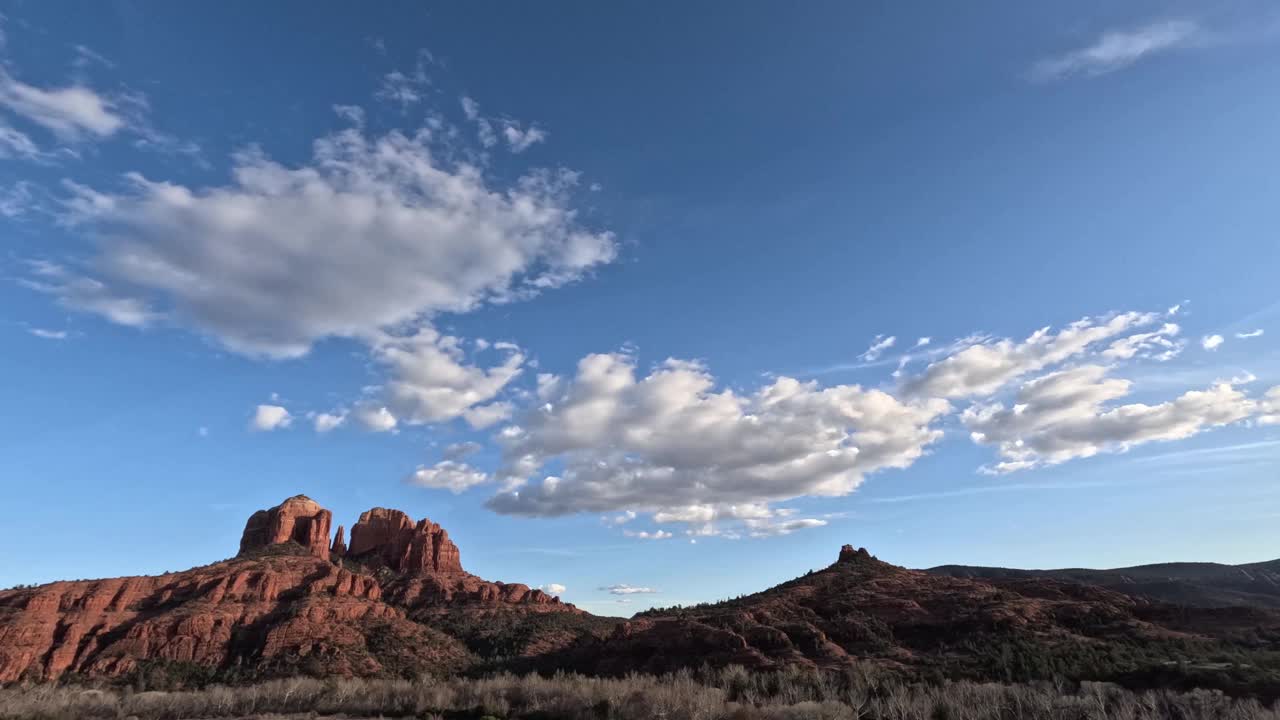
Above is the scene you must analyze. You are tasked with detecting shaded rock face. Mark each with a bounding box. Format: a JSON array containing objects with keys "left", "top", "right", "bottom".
[
  {"left": 331, "top": 524, "right": 347, "bottom": 558},
  {"left": 347, "top": 508, "right": 463, "bottom": 575},
  {"left": 239, "top": 495, "right": 333, "bottom": 561},
  {"left": 559, "top": 543, "right": 1280, "bottom": 679},
  {"left": 0, "top": 495, "right": 582, "bottom": 683},
  {"left": 838, "top": 545, "right": 873, "bottom": 564}
]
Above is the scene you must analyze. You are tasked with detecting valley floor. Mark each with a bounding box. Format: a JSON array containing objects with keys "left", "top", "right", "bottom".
[{"left": 3, "top": 668, "right": 1280, "bottom": 720}]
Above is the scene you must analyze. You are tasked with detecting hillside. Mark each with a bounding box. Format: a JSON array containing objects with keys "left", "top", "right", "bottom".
[
  {"left": 555, "top": 546, "right": 1280, "bottom": 694},
  {"left": 3, "top": 502, "right": 1279, "bottom": 697},
  {"left": 0, "top": 496, "right": 611, "bottom": 684},
  {"left": 928, "top": 558, "right": 1280, "bottom": 609}
]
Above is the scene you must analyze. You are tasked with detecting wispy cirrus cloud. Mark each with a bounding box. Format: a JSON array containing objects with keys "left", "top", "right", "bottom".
[
  {"left": 601, "top": 584, "right": 657, "bottom": 595},
  {"left": 1030, "top": 20, "right": 1202, "bottom": 82}
]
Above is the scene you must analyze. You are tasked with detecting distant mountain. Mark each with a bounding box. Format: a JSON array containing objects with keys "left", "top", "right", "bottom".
[
  {"left": 926, "top": 558, "right": 1280, "bottom": 609},
  {"left": 554, "top": 545, "right": 1280, "bottom": 695},
  {"left": 4, "top": 503, "right": 1280, "bottom": 696}
]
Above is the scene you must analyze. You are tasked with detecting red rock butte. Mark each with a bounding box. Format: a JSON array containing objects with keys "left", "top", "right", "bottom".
[
  {"left": 239, "top": 495, "right": 334, "bottom": 560},
  {"left": 0, "top": 495, "right": 577, "bottom": 683}
]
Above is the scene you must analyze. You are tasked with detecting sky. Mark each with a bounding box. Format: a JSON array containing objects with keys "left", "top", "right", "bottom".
[{"left": 3, "top": 1, "right": 1280, "bottom": 615}]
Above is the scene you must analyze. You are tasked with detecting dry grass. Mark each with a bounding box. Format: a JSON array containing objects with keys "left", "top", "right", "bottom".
[{"left": 1, "top": 667, "right": 1278, "bottom": 720}]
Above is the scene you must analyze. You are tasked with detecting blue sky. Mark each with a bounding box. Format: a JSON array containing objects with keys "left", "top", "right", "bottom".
[{"left": 3, "top": 1, "right": 1280, "bottom": 614}]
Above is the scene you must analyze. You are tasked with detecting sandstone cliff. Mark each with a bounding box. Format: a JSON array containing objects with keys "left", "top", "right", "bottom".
[{"left": 0, "top": 496, "right": 582, "bottom": 683}]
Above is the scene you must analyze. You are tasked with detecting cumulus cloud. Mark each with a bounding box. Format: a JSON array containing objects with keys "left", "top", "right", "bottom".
[
  {"left": 1202, "top": 334, "right": 1225, "bottom": 351},
  {"left": 0, "top": 68, "right": 126, "bottom": 139},
  {"left": 354, "top": 405, "right": 398, "bottom": 432},
  {"left": 965, "top": 365, "right": 1257, "bottom": 472},
  {"left": 311, "top": 411, "right": 346, "bottom": 433},
  {"left": 601, "top": 584, "right": 657, "bottom": 595},
  {"left": 485, "top": 353, "right": 948, "bottom": 534},
  {"left": 1260, "top": 387, "right": 1280, "bottom": 426},
  {"left": 369, "top": 327, "right": 524, "bottom": 428},
  {"left": 603, "top": 510, "right": 637, "bottom": 526},
  {"left": 1237, "top": 329, "right": 1265, "bottom": 339},
  {"left": 250, "top": 404, "right": 292, "bottom": 431},
  {"left": 540, "top": 583, "right": 566, "bottom": 595},
  {"left": 903, "top": 311, "right": 1159, "bottom": 399},
  {"left": 53, "top": 124, "right": 615, "bottom": 358},
  {"left": 860, "top": 334, "right": 896, "bottom": 362},
  {"left": 406, "top": 460, "right": 490, "bottom": 493},
  {"left": 1030, "top": 20, "right": 1201, "bottom": 81}
]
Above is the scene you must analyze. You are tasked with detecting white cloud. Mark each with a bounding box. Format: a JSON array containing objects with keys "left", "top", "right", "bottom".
[
  {"left": 0, "top": 68, "right": 126, "bottom": 139},
  {"left": 1030, "top": 20, "right": 1201, "bottom": 81},
  {"left": 354, "top": 405, "right": 398, "bottom": 433},
  {"left": 743, "top": 516, "right": 827, "bottom": 537},
  {"left": 333, "top": 104, "right": 365, "bottom": 126},
  {"left": 375, "top": 59, "right": 429, "bottom": 109},
  {"left": 1260, "top": 387, "right": 1280, "bottom": 426},
  {"left": 459, "top": 96, "right": 545, "bottom": 153},
  {"left": 1101, "top": 322, "right": 1183, "bottom": 362},
  {"left": 1237, "top": 329, "right": 1265, "bottom": 339},
  {"left": 460, "top": 96, "right": 481, "bottom": 120},
  {"left": 0, "top": 121, "right": 40, "bottom": 159},
  {"left": 0, "top": 181, "right": 37, "bottom": 217},
  {"left": 601, "top": 584, "right": 657, "bottom": 595},
  {"left": 28, "top": 328, "right": 67, "bottom": 340},
  {"left": 20, "top": 260, "right": 157, "bottom": 328},
  {"left": 370, "top": 327, "right": 524, "bottom": 428},
  {"left": 603, "top": 510, "right": 637, "bottom": 526},
  {"left": 540, "top": 583, "right": 566, "bottom": 594},
  {"left": 485, "top": 353, "right": 948, "bottom": 534},
  {"left": 463, "top": 401, "right": 515, "bottom": 429},
  {"left": 915, "top": 337, "right": 932, "bottom": 347},
  {"left": 250, "top": 404, "right": 292, "bottom": 431},
  {"left": 623, "top": 529, "right": 673, "bottom": 540},
  {"left": 860, "top": 334, "right": 896, "bottom": 361},
  {"left": 1202, "top": 334, "right": 1225, "bottom": 351},
  {"left": 52, "top": 125, "right": 614, "bottom": 358},
  {"left": 406, "top": 460, "right": 490, "bottom": 493},
  {"left": 965, "top": 365, "right": 1257, "bottom": 472},
  {"left": 312, "top": 411, "right": 346, "bottom": 433},
  {"left": 502, "top": 122, "right": 547, "bottom": 153},
  {"left": 903, "top": 311, "right": 1159, "bottom": 399}
]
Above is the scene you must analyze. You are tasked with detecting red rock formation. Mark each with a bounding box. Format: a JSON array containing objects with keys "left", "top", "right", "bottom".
[
  {"left": 347, "top": 508, "right": 463, "bottom": 574},
  {"left": 331, "top": 524, "right": 347, "bottom": 558},
  {"left": 562, "top": 544, "right": 1280, "bottom": 678},
  {"left": 0, "top": 496, "right": 582, "bottom": 683},
  {"left": 239, "top": 495, "right": 333, "bottom": 561}
]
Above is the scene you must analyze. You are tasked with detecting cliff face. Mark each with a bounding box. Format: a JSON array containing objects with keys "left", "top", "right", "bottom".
[
  {"left": 239, "top": 495, "right": 333, "bottom": 560},
  {"left": 0, "top": 496, "right": 579, "bottom": 683},
  {"left": 346, "top": 508, "right": 463, "bottom": 575}
]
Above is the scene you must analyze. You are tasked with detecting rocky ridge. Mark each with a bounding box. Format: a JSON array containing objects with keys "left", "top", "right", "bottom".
[
  {"left": 4, "top": 503, "right": 1279, "bottom": 692},
  {"left": 0, "top": 495, "right": 579, "bottom": 683}
]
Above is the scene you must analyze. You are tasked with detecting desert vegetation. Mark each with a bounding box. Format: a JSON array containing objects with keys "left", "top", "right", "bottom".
[{"left": 4, "top": 665, "right": 1280, "bottom": 720}]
